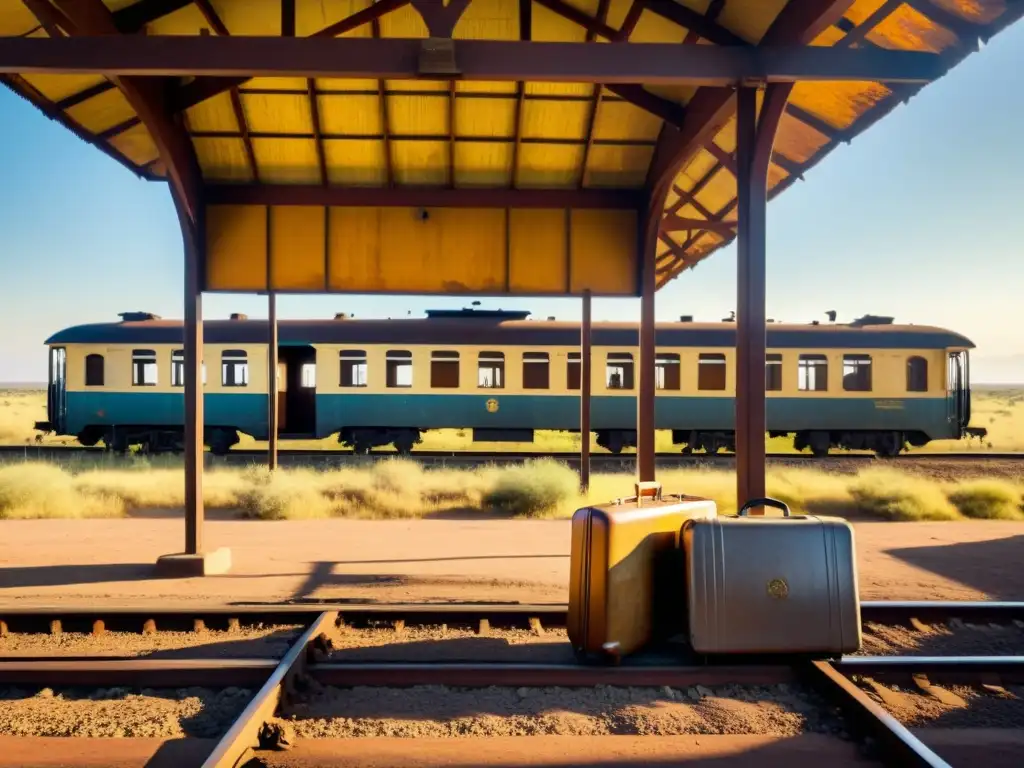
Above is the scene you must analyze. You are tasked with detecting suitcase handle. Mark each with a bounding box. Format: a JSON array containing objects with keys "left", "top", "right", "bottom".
[{"left": 738, "top": 497, "right": 791, "bottom": 517}]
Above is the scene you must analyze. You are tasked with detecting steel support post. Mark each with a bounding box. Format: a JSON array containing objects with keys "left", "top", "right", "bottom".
[
  {"left": 637, "top": 250, "right": 657, "bottom": 483},
  {"left": 734, "top": 86, "right": 768, "bottom": 509},
  {"left": 183, "top": 227, "right": 204, "bottom": 554},
  {"left": 580, "top": 289, "right": 592, "bottom": 491},
  {"left": 268, "top": 292, "right": 279, "bottom": 471}
]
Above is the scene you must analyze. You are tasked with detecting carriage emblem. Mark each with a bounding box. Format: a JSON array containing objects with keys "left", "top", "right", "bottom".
[
  {"left": 767, "top": 578, "right": 789, "bottom": 599},
  {"left": 485, "top": 398, "right": 499, "bottom": 413}
]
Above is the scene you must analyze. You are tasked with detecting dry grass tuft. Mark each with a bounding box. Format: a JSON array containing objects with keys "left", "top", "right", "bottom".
[
  {"left": 848, "top": 468, "right": 961, "bottom": 521},
  {"left": 481, "top": 459, "right": 582, "bottom": 518},
  {"left": 237, "top": 466, "right": 335, "bottom": 520},
  {"left": 0, "top": 463, "right": 124, "bottom": 519},
  {"left": 947, "top": 479, "right": 1024, "bottom": 520}
]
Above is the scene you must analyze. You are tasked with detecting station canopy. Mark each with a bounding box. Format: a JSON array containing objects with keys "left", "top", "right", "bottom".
[{"left": 2, "top": 0, "right": 1020, "bottom": 297}]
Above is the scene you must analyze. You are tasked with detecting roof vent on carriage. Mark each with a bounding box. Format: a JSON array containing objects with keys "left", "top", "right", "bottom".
[
  {"left": 334, "top": 312, "right": 350, "bottom": 320},
  {"left": 850, "top": 315, "right": 895, "bottom": 327},
  {"left": 118, "top": 312, "right": 160, "bottom": 322},
  {"left": 229, "top": 313, "right": 248, "bottom": 321},
  {"left": 679, "top": 315, "right": 694, "bottom": 322},
  {"left": 425, "top": 307, "right": 531, "bottom": 321}
]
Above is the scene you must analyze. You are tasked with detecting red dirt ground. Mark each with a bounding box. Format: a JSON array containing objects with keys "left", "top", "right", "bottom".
[{"left": 1, "top": 518, "right": 1022, "bottom": 607}]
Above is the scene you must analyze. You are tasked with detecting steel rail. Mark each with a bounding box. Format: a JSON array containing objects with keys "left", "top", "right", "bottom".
[
  {"left": 200, "top": 610, "right": 338, "bottom": 768},
  {"left": 860, "top": 600, "right": 1024, "bottom": 625},
  {"left": 0, "top": 658, "right": 277, "bottom": 687},
  {"left": 805, "top": 660, "right": 952, "bottom": 768},
  {"left": 836, "top": 655, "right": 1024, "bottom": 684}
]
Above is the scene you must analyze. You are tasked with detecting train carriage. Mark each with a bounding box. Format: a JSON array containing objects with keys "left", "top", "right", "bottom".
[{"left": 36, "top": 308, "right": 981, "bottom": 457}]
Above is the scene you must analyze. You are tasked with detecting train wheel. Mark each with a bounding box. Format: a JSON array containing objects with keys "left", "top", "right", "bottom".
[
  {"left": 393, "top": 438, "right": 415, "bottom": 455},
  {"left": 352, "top": 441, "right": 372, "bottom": 455}
]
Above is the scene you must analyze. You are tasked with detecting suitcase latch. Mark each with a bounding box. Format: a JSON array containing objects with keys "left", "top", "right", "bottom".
[{"left": 635, "top": 481, "right": 662, "bottom": 506}]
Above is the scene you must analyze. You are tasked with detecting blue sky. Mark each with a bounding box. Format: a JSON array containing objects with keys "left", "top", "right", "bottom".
[{"left": 2, "top": 25, "right": 1023, "bottom": 383}]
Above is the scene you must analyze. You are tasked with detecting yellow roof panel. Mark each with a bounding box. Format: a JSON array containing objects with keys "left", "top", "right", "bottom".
[
  {"left": 324, "top": 138, "right": 387, "bottom": 185},
  {"left": 454, "top": 142, "right": 514, "bottom": 187}
]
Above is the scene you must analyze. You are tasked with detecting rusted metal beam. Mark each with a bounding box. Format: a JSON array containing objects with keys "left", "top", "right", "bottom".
[
  {"left": 307, "top": 79, "right": 327, "bottom": 185},
  {"left": 447, "top": 80, "right": 456, "bottom": 187},
  {"left": 230, "top": 88, "right": 259, "bottom": 182},
  {"left": 313, "top": 0, "right": 410, "bottom": 38},
  {"left": 201, "top": 612, "right": 339, "bottom": 768},
  {"left": 193, "top": 0, "right": 229, "bottom": 36},
  {"left": 21, "top": 0, "right": 77, "bottom": 37},
  {"left": 534, "top": 0, "right": 618, "bottom": 40},
  {"left": 281, "top": 0, "right": 296, "bottom": 36},
  {"left": 578, "top": 0, "right": 611, "bottom": 188},
  {"left": 661, "top": 213, "right": 736, "bottom": 235},
  {"left": 604, "top": 84, "right": 684, "bottom": 128},
  {"left": 205, "top": 184, "right": 644, "bottom": 209},
  {"left": 580, "top": 289, "right": 592, "bottom": 491},
  {"left": 54, "top": 78, "right": 114, "bottom": 109},
  {"left": 410, "top": 0, "right": 472, "bottom": 37},
  {"left": 637, "top": 226, "right": 656, "bottom": 483},
  {"left": 0, "top": 659, "right": 276, "bottom": 688},
  {"left": 837, "top": 0, "right": 901, "bottom": 48},
  {"left": 0, "top": 36, "right": 947, "bottom": 84},
  {"left": 371, "top": 20, "right": 393, "bottom": 187},
  {"left": 641, "top": 0, "right": 747, "bottom": 46},
  {"left": 902, "top": 0, "right": 981, "bottom": 43},
  {"left": 268, "top": 291, "right": 278, "bottom": 471},
  {"left": 510, "top": 0, "right": 531, "bottom": 188}
]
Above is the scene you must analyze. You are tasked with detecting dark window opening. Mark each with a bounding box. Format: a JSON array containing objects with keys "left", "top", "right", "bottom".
[
  {"left": 431, "top": 350, "right": 460, "bottom": 389},
  {"left": 766, "top": 353, "right": 782, "bottom": 392},
  {"left": 132, "top": 349, "right": 157, "bottom": 387},
  {"left": 84, "top": 354, "right": 104, "bottom": 387},
  {"left": 523, "top": 352, "right": 549, "bottom": 390},
  {"left": 843, "top": 354, "right": 872, "bottom": 392},
  {"left": 798, "top": 354, "right": 828, "bottom": 392},
  {"left": 386, "top": 350, "right": 412, "bottom": 388},
  {"left": 698, "top": 353, "right": 726, "bottom": 391},
  {"left": 172, "top": 351, "right": 206, "bottom": 387},
  {"left": 340, "top": 350, "right": 367, "bottom": 388},
  {"left": 478, "top": 351, "right": 504, "bottom": 389},
  {"left": 567, "top": 352, "right": 581, "bottom": 391},
  {"left": 606, "top": 352, "right": 634, "bottom": 390},
  {"left": 907, "top": 356, "right": 928, "bottom": 392},
  {"left": 222, "top": 349, "right": 248, "bottom": 387},
  {"left": 655, "top": 353, "right": 681, "bottom": 391}
]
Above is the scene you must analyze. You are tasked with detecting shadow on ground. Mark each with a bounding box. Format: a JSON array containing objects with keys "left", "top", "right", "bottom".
[{"left": 883, "top": 534, "right": 1024, "bottom": 600}]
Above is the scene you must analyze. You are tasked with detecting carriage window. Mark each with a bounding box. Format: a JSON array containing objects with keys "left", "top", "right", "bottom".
[
  {"left": 567, "top": 352, "right": 581, "bottom": 390},
  {"left": 221, "top": 349, "right": 248, "bottom": 387},
  {"left": 171, "top": 350, "right": 206, "bottom": 387},
  {"left": 655, "top": 353, "right": 680, "bottom": 390},
  {"left": 386, "top": 350, "right": 413, "bottom": 388},
  {"left": 798, "top": 354, "right": 828, "bottom": 391},
  {"left": 606, "top": 353, "right": 634, "bottom": 390},
  {"left": 84, "top": 354, "right": 104, "bottom": 387},
  {"left": 131, "top": 349, "right": 157, "bottom": 386},
  {"left": 698, "top": 353, "right": 726, "bottom": 391},
  {"left": 340, "top": 350, "right": 367, "bottom": 388},
  {"left": 523, "top": 352, "right": 549, "bottom": 390},
  {"left": 907, "top": 356, "right": 928, "bottom": 392},
  {"left": 766, "top": 354, "right": 783, "bottom": 392},
  {"left": 431, "top": 350, "right": 460, "bottom": 389},
  {"left": 478, "top": 351, "right": 504, "bottom": 389},
  {"left": 843, "top": 355, "right": 872, "bottom": 392},
  {"left": 301, "top": 363, "right": 316, "bottom": 388}
]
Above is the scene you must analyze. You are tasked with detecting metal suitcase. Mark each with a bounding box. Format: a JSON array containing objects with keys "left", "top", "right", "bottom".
[
  {"left": 682, "top": 498, "right": 861, "bottom": 656},
  {"left": 568, "top": 482, "right": 717, "bottom": 662}
]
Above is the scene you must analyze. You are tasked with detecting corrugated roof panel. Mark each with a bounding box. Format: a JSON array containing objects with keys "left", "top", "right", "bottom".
[
  {"left": 146, "top": 3, "right": 208, "bottom": 35},
  {"left": 809, "top": 24, "right": 847, "bottom": 46},
  {"left": 108, "top": 122, "right": 160, "bottom": 166},
  {"left": 605, "top": 0, "right": 643, "bottom": 31},
  {"left": 252, "top": 138, "right": 322, "bottom": 183},
  {"left": 65, "top": 87, "right": 136, "bottom": 133},
  {"left": 593, "top": 97, "right": 663, "bottom": 141},
  {"left": 455, "top": 0, "right": 518, "bottom": 40},
  {"left": 767, "top": 161, "right": 789, "bottom": 190},
  {"left": 773, "top": 111, "right": 831, "bottom": 164},
  {"left": 391, "top": 140, "right": 448, "bottom": 185},
  {"left": 524, "top": 82, "right": 594, "bottom": 97},
  {"left": 316, "top": 77, "right": 378, "bottom": 91},
  {"left": 644, "top": 84, "right": 698, "bottom": 107},
  {"left": 713, "top": 116, "right": 737, "bottom": 153},
  {"left": 844, "top": 0, "right": 891, "bottom": 26},
  {"left": 388, "top": 94, "right": 447, "bottom": 135},
  {"left": 454, "top": 142, "right": 513, "bottom": 186},
  {"left": 0, "top": 3, "right": 42, "bottom": 37},
  {"left": 382, "top": 79, "right": 447, "bottom": 93},
  {"left": 193, "top": 137, "right": 255, "bottom": 182},
  {"left": 213, "top": 0, "right": 282, "bottom": 35},
  {"left": 585, "top": 145, "right": 654, "bottom": 188},
  {"left": 629, "top": 9, "right": 690, "bottom": 43},
  {"left": 677, "top": 148, "right": 719, "bottom": 189},
  {"left": 18, "top": 73, "right": 107, "bottom": 103},
  {"left": 295, "top": 0, "right": 373, "bottom": 37},
  {"left": 185, "top": 91, "right": 239, "bottom": 133},
  {"left": 521, "top": 100, "right": 590, "bottom": 140},
  {"left": 692, "top": 166, "right": 736, "bottom": 215},
  {"left": 532, "top": 3, "right": 589, "bottom": 41},
  {"left": 869, "top": 4, "right": 961, "bottom": 52},
  {"left": 243, "top": 93, "right": 315, "bottom": 135},
  {"left": 931, "top": 0, "right": 1005, "bottom": 24},
  {"left": 516, "top": 144, "right": 584, "bottom": 188},
  {"left": 790, "top": 80, "right": 893, "bottom": 132},
  {"left": 379, "top": 3, "right": 429, "bottom": 37},
  {"left": 456, "top": 98, "right": 516, "bottom": 138},
  {"left": 245, "top": 76, "right": 309, "bottom": 92},
  {"left": 318, "top": 95, "right": 383, "bottom": 135},
  {"left": 457, "top": 81, "right": 518, "bottom": 94},
  {"left": 324, "top": 139, "right": 387, "bottom": 185}
]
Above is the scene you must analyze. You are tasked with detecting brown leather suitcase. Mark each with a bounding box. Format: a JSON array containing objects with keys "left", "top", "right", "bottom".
[
  {"left": 568, "top": 482, "right": 717, "bottom": 662},
  {"left": 682, "top": 498, "right": 861, "bottom": 656}
]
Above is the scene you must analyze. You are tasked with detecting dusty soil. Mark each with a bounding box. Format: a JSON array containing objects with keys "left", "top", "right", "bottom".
[
  {"left": 0, "top": 625, "right": 302, "bottom": 658},
  {"left": 855, "top": 678, "right": 1024, "bottom": 729},
  {"left": 282, "top": 682, "right": 843, "bottom": 739},
  {"left": 1, "top": 517, "right": 1023, "bottom": 607},
  {"left": 0, "top": 735, "right": 218, "bottom": 768},
  {"left": 250, "top": 734, "right": 876, "bottom": 767},
  {"left": 0, "top": 685, "right": 252, "bottom": 738},
  {"left": 859, "top": 620, "right": 1024, "bottom": 657}
]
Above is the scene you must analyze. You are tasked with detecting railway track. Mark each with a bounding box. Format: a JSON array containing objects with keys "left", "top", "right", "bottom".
[
  {"left": 1, "top": 444, "right": 1020, "bottom": 466},
  {"left": 0, "top": 602, "right": 1023, "bottom": 767}
]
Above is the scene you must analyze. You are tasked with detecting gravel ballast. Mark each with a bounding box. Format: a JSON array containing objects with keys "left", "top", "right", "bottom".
[
  {"left": 282, "top": 682, "right": 844, "bottom": 738},
  {"left": 0, "top": 625, "right": 303, "bottom": 658},
  {"left": 326, "top": 624, "right": 573, "bottom": 663},
  {"left": 0, "top": 685, "right": 253, "bottom": 738},
  {"left": 857, "top": 679, "right": 1024, "bottom": 729},
  {"left": 860, "top": 621, "right": 1024, "bottom": 657}
]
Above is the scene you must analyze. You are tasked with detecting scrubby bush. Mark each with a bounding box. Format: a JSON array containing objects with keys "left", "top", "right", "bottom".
[
  {"left": 237, "top": 468, "right": 334, "bottom": 520},
  {"left": 0, "top": 462, "right": 124, "bottom": 519},
  {"left": 848, "top": 468, "right": 960, "bottom": 521},
  {"left": 947, "top": 479, "right": 1024, "bottom": 520},
  {"left": 482, "top": 458, "right": 581, "bottom": 517}
]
